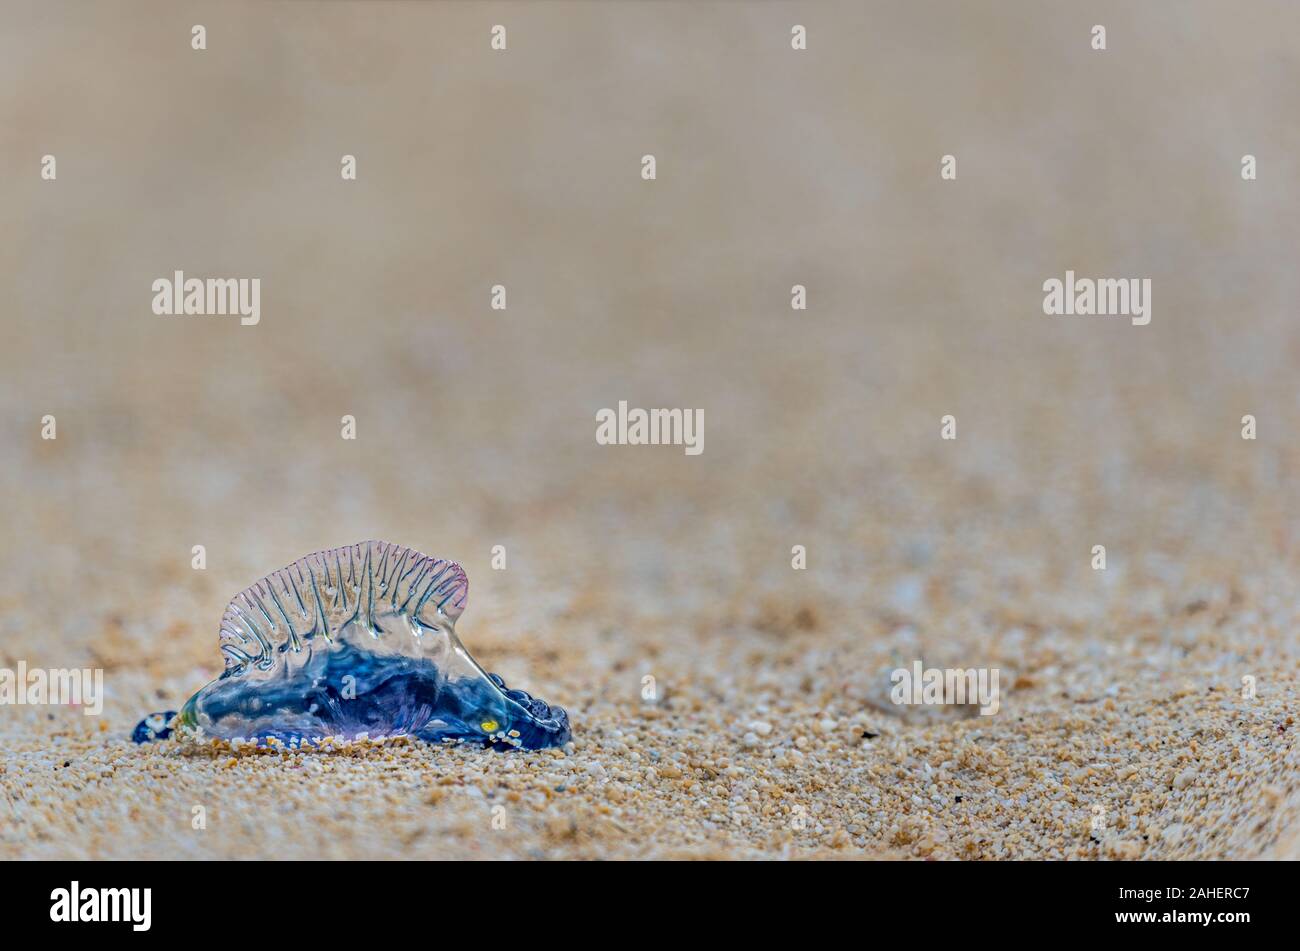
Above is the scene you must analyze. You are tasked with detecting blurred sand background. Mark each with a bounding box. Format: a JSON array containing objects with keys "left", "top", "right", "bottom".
[{"left": 1, "top": 0, "right": 1297, "bottom": 859}]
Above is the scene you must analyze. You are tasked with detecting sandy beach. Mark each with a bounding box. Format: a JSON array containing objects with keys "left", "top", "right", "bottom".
[{"left": 1, "top": 1, "right": 1297, "bottom": 860}]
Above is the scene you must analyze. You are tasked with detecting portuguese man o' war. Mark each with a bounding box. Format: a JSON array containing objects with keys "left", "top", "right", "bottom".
[{"left": 133, "top": 541, "right": 571, "bottom": 751}]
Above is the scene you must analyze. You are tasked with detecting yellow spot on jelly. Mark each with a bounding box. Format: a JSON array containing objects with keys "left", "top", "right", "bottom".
[{"left": 480, "top": 720, "right": 499, "bottom": 733}]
